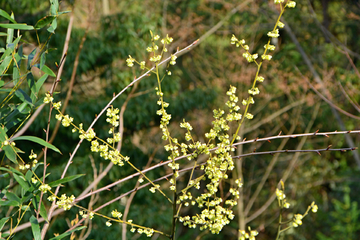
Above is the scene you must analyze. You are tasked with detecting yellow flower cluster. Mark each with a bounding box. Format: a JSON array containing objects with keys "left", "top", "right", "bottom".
[
  {"left": 238, "top": 228, "right": 259, "bottom": 240},
  {"left": 79, "top": 210, "right": 94, "bottom": 219},
  {"left": 56, "top": 194, "right": 75, "bottom": 211},
  {"left": 126, "top": 31, "right": 174, "bottom": 69},
  {"left": 39, "top": 184, "right": 51, "bottom": 193}
]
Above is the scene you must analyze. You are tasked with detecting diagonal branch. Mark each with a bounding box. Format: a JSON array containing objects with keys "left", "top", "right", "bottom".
[
  {"left": 281, "top": 17, "right": 360, "bottom": 169},
  {"left": 243, "top": 99, "right": 305, "bottom": 134},
  {"left": 244, "top": 107, "right": 300, "bottom": 216},
  {"left": 246, "top": 99, "right": 320, "bottom": 223},
  {"left": 299, "top": 71, "right": 360, "bottom": 120}
]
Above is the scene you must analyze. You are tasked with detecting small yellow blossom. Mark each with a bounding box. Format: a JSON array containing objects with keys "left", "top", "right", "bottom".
[
  {"left": 312, "top": 204, "right": 318, "bottom": 212},
  {"left": 286, "top": 1, "right": 296, "bottom": 8},
  {"left": 43, "top": 93, "right": 53, "bottom": 104},
  {"left": 39, "top": 184, "right": 51, "bottom": 193},
  {"left": 53, "top": 101, "right": 61, "bottom": 110},
  {"left": 111, "top": 209, "right": 122, "bottom": 219}
]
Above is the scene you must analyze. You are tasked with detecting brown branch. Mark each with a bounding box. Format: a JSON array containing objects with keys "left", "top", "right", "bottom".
[
  {"left": 337, "top": 80, "right": 360, "bottom": 113},
  {"left": 41, "top": 7, "right": 75, "bottom": 240},
  {"left": 306, "top": 0, "right": 360, "bottom": 59},
  {"left": 57, "top": 38, "right": 202, "bottom": 194},
  {"left": 281, "top": 16, "right": 360, "bottom": 168},
  {"left": 122, "top": 149, "right": 158, "bottom": 239},
  {"left": 173, "top": 0, "right": 252, "bottom": 58},
  {"left": 8, "top": 140, "right": 356, "bottom": 235},
  {"left": 48, "top": 3, "right": 93, "bottom": 145},
  {"left": 299, "top": 71, "right": 360, "bottom": 120},
  {"left": 78, "top": 155, "right": 99, "bottom": 240},
  {"left": 234, "top": 147, "right": 356, "bottom": 158},
  {"left": 246, "top": 100, "right": 320, "bottom": 223},
  {"left": 76, "top": 145, "right": 357, "bottom": 204},
  {"left": 243, "top": 99, "right": 305, "bottom": 134},
  {"left": 244, "top": 106, "right": 301, "bottom": 216}
]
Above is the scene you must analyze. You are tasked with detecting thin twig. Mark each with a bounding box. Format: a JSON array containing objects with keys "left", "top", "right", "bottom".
[
  {"left": 337, "top": 80, "right": 360, "bottom": 113},
  {"left": 8, "top": 139, "right": 357, "bottom": 234},
  {"left": 246, "top": 100, "right": 320, "bottom": 223},
  {"left": 243, "top": 99, "right": 305, "bottom": 134},
  {"left": 122, "top": 149, "right": 158, "bottom": 239},
  {"left": 76, "top": 144, "right": 356, "bottom": 203},
  {"left": 299, "top": 70, "right": 360, "bottom": 120},
  {"left": 281, "top": 15, "right": 360, "bottom": 168},
  {"left": 244, "top": 106, "right": 300, "bottom": 216},
  {"left": 48, "top": 2, "right": 93, "bottom": 145},
  {"left": 40, "top": 7, "right": 75, "bottom": 239}
]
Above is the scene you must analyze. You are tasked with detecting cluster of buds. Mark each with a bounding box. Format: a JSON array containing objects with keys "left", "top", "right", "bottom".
[{"left": 238, "top": 227, "right": 259, "bottom": 240}]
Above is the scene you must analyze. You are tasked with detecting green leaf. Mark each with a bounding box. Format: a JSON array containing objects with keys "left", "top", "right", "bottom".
[
  {"left": 0, "top": 217, "right": 10, "bottom": 231},
  {"left": 32, "top": 196, "right": 48, "bottom": 222},
  {"left": 27, "top": 73, "right": 37, "bottom": 103},
  {"left": 25, "top": 163, "right": 41, "bottom": 182},
  {"left": 9, "top": 35, "right": 21, "bottom": 50},
  {"left": 30, "top": 215, "right": 41, "bottom": 240},
  {"left": 21, "top": 191, "right": 36, "bottom": 204},
  {"left": 0, "top": 47, "right": 10, "bottom": 61},
  {"left": 12, "top": 136, "right": 61, "bottom": 154},
  {"left": 41, "top": 65, "right": 56, "bottom": 77},
  {"left": 6, "top": 18, "right": 14, "bottom": 45},
  {"left": 5, "top": 191, "right": 20, "bottom": 206},
  {"left": 7, "top": 166, "right": 24, "bottom": 176},
  {"left": 0, "top": 23, "right": 34, "bottom": 30},
  {"left": 49, "top": 226, "right": 86, "bottom": 240},
  {"left": 0, "top": 9, "right": 17, "bottom": 23},
  {"left": 13, "top": 173, "right": 30, "bottom": 192},
  {"left": 47, "top": 18, "right": 57, "bottom": 34},
  {"left": 12, "top": 53, "right": 21, "bottom": 85},
  {"left": 35, "top": 16, "right": 56, "bottom": 29},
  {"left": 0, "top": 55, "right": 12, "bottom": 76},
  {"left": 4, "top": 102, "right": 31, "bottom": 130},
  {"left": 0, "top": 127, "right": 7, "bottom": 141},
  {"left": 50, "top": 0, "right": 59, "bottom": 16},
  {"left": 27, "top": 48, "right": 37, "bottom": 70},
  {"left": 15, "top": 89, "right": 33, "bottom": 106},
  {"left": 0, "top": 172, "right": 9, "bottom": 178},
  {"left": 48, "top": 174, "right": 85, "bottom": 188},
  {"left": 3, "top": 145, "right": 17, "bottom": 164},
  {"left": 0, "top": 167, "right": 10, "bottom": 173},
  {"left": 0, "top": 200, "right": 19, "bottom": 206},
  {"left": 57, "top": 11, "right": 71, "bottom": 16},
  {"left": 35, "top": 74, "right": 48, "bottom": 91},
  {"left": 0, "top": 32, "right": 7, "bottom": 36},
  {"left": 40, "top": 50, "right": 47, "bottom": 70}
]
